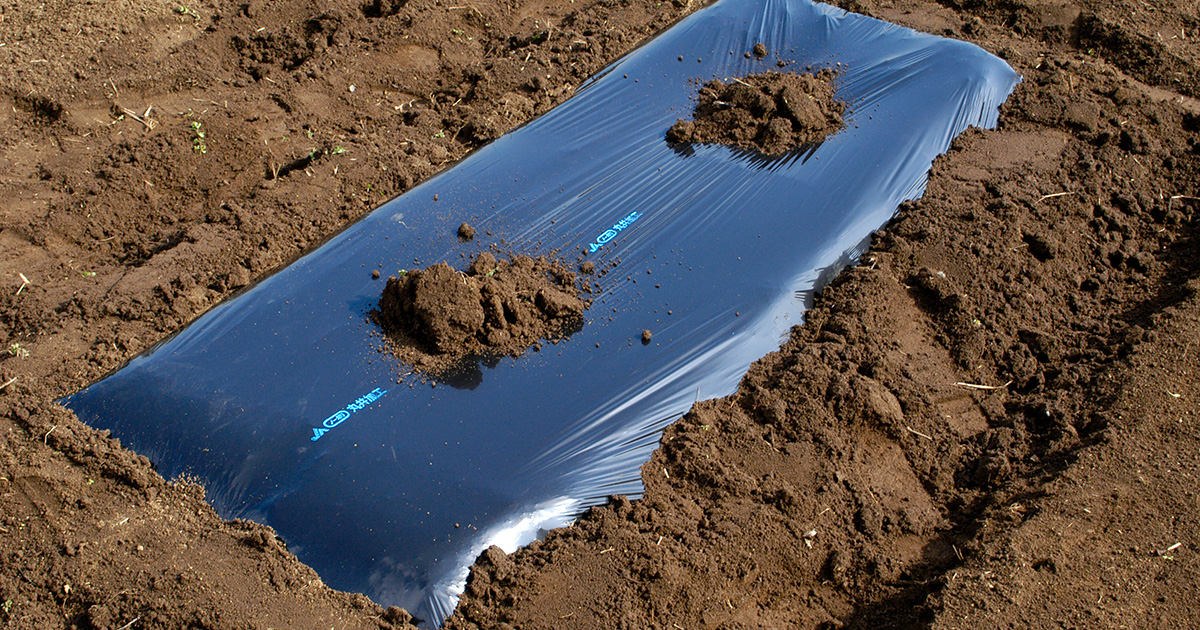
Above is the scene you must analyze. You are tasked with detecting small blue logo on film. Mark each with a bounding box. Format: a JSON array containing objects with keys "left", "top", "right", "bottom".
[
  {"left": 310, "top": 387, "right": 387, "bottom": 441},
  {"left": 588, "top": 211, "right": 641, "bottom": 253}
]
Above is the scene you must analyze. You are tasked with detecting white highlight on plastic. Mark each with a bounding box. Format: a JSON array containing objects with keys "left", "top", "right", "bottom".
[{"left": 439, "top": 497, "right": 581, "bottom": 602}]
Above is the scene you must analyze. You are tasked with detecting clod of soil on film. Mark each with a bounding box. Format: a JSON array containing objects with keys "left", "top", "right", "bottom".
[
  {"left": 458, "top": 222, "right": 477, "bottom": 241},
  {"left": 377, "top": 252, "right": 588, "bottom": 375},
  {"left": 667, "top": 70, "right": 845, "bottom": 155}
]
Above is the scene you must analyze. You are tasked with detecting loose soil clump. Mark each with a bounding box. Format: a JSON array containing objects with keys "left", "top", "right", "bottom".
[
  {"left": 457, "top": 222, "right": 476, "bottom": 241},
  {"left": 666, "top": 70, "right": 845, "bottom": 155},
  {"left": 378, "top": 252, "right": 587, "bottom": 374}
]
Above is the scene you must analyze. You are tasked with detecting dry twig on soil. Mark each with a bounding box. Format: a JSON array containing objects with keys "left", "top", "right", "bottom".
[{"left": 954, "top": 380, "right": 1013, "bottom": 390}]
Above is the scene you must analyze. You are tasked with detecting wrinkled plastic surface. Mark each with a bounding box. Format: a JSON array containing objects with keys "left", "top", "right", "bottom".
[{"left": 63, "top": 0, "right": 1018, "bottom": 625}]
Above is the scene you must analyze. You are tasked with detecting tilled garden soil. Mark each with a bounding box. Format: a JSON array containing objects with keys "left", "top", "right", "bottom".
[{"left": 1, "top": 0, "right": 1198, "bottom": 627}]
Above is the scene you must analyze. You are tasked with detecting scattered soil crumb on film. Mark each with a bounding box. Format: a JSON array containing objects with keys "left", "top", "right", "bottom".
[
  {"left": 377, "top": 252, "right": 587, "bottom": 375},
  {"left": 667, "top": 70, "right": 844, "bottom": 155},
  {"left": 458, "top": 222, "right": 476, "bottom": 241}
]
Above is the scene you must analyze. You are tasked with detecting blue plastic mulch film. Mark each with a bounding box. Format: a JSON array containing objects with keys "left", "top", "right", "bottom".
[{"left": 63, "top": 0, "right": 1018, "bottom": 624}]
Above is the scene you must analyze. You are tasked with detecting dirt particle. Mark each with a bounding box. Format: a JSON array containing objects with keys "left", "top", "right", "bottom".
[
  {"left": 753, "top": 42, "right": 768, "bottom": 58},
  {"left": 227, "top": 266, "right": 252, "bottom": 289},
  {"left": 642, "top": 329, "right": 653, "bottom": 344},
  {"left": 458, "top": 222, "right": 476, "bottom": 241},
  {"left": 84, "top": 604, "right": 115, "bottom": 629}
]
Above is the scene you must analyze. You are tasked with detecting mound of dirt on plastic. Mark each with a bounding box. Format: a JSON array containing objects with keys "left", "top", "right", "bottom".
[
  {"left": 378, "top": 252, "right": 587, "bottom": 374},
  {"left": 666, "top": 70, "right": 844, "bottom": 155}
]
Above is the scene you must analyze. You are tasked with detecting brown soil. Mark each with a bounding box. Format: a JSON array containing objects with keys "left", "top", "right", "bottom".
[
  {"left": 457, "top": 223, "right": 477, "bottom": 242},
  {"left": 2, "top": 0, "right": 1199, "bottom": 628},
  {"left": 0, "top": 0, "right": 694, "bottom": 627},
  {"left": 667, "top": 70, "right": 845, "bottom": 154},
  {"left": 377, "top": 252, "right": 587, "bottom": 375}
]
